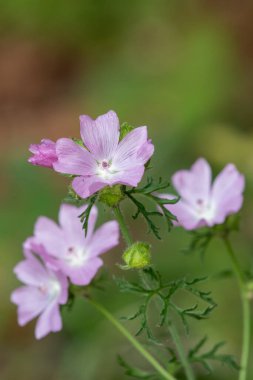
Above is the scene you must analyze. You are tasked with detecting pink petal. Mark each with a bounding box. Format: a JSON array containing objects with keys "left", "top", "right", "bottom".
[
  {"left": 165, "top": 200, "right": 202, "bottom": 230},
  {"left": 172, "top": 158, "right": 212, "bottom": 206},
  {"left": 87, "top": 221, "right": 119, "bottom": 258},
  {"left": 53, "top": 138, "right": 96, "bottom": 176},
  {"left": 80, "top": 110, "right": 120, "bottom": 160},
  {"left": 211, "top": 164, "right": 245, "bottom": 223},
  {"left": 13, "top": 255, "right": 51, "bottom": 287},
  {"left": 113, "top": 127, "right": 150, "bottom": 170},
  {"left": 34, "top": 217, "right": 65, "bottom": 258},
  {"left": 110, "top": 166, "right": 145, "bottom": 187},
  {"left": 35, "top": 303, "right": 62, "bottom": 339},
  {"left": 61, "top": 257, "right": 103, "bottom": 286},
  {"left": 136, "top": 139, "right": 154, "bottom": 164},
  {"left": 72, "top": 176, "right": 106, "bottom": 198},
  {"left": 11, "top": 286, "right": 48, "bottom": 326},
  {"left": 58, "top": 203, "right": 98, "bottom": 246}
]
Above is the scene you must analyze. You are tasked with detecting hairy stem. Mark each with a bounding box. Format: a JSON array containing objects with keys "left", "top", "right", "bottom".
[
  {"left": 113, "top": 206, "right": 133, "bottom": 247},
  {"left": 223, "top": 237, "right": 251, "bottom": 380},
  {"left": 87, "top": 297, "right": 177, "bottom": 380}
]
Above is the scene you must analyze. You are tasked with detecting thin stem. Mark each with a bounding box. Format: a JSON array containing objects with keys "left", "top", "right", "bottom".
[
  {"left": 223, "top": 237, "right": 251, "bottom": 380},
  {"left": 87, "top": 297, "right": 177, "bottom": 380},
  {"left": 168, "top": 324, "right": 195, "bottom": 380},
  {"left": 140, "top": 270, "right": 195, "bottom": 380},
  {"left": 113, "top": 206, "right": 133, "bottom": 247}
]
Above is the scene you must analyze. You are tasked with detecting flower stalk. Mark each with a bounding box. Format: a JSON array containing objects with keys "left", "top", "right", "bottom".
[
  {"left": 87, "top": 297, "right": 177, "bottom": 380},
  {"left": 223, "top": 237, "right": 251, "bottom": 380}
]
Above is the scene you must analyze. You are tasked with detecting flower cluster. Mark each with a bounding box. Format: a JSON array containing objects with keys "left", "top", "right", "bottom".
[
  {"left": 12, "top": 109, "right": 246, "bottom": 349},
  {"left": 11, "top": 204, "right": 119, "bottom": 338}
]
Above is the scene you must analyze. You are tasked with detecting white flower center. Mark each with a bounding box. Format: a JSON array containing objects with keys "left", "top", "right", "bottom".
[
  {"left": 96, "top": 159, "right": 118, "bottom": 180},
  {"left": 195, "top": 198, "right": 215, "bottom": 221},
  {"left": 38, "top": 279, "right": 61, "bottom": 300},
  {"left": 66, "top": 246, "right": 87, "bottom": 266}
]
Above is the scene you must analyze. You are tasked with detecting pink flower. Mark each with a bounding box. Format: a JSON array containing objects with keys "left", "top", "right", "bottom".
[
  {"left": 29, "top": 204, "right": 119, "bottom": 285},
  {"left": 11, "top": 249, "right": 68, "bottom": 339},
  {"left": 53, "top": 110, "right": 154, "bottom": 198},
  {"left": 28, "top": 139, "right": 57, "bottom": 168},
  {"left": 164, "top": 158, "right": 245, "bottom": 230}
]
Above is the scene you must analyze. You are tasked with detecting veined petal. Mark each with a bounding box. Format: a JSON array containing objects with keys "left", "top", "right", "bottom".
[
  {"left": 172, "top": 158, "right": 212, "bottom": 206},
  {"left": 110, "top": 166, "right": 145, "bottom": 188},
  {"left": 72, "top": 176, "right": 106, "bottom": 199},
  {"left": 165, "top": 200, "right": 203, "bottom": 230},
  {"left": 53, "top": 138, "right": 96, "bottom": 176},
  {"left": 87, "top": 221, "right": 119, "bottom": 258},
  {"left": 113, "top": 127, "right": 149, "bottom": 170},
  {"left": 80, "top": 110, "right": 120, "bottom": 160},
  {"left": 13, "top": 255, "right": 50, "bottom": 287}
]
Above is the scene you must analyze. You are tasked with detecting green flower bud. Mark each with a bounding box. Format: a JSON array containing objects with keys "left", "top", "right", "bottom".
[
  {"left": 119, "top": 122, "right": 135, "bottom": 140},
  {"left": 99, "top": 185, "right": 124, "bottom": 207},
  {"left": 122, "top": 242, "right": 151, "bottom": 269}
]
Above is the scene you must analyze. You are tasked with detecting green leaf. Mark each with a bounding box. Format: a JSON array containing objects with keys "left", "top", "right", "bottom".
[
  {"left": 117, "top": 356, "right": 158, "bottom": 379},
  {"left": 79, "top": 194, "right": 98, "bottom": 236}
]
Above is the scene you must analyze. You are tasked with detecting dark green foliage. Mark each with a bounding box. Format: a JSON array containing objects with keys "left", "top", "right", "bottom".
[
  {"left": 188, "top": 336, "right": 240, "bottom": 373},
  {"left": 124, "top": 178, "right": 179, "bottom": 239},
  {"left": 79, "top": 194, "right": 98, "bottom": 236},
  {"left": 117, "top": 356, "right": 158, "bottom": 379}
]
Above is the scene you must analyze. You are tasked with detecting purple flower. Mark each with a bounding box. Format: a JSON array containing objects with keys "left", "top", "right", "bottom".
[
  {"left": 28, "top": 139, "right": 57, "bottom": 168},
  {"left": 53, "top": 110, "right": 154, "bottom": 198},
  {"left": 29, "top": 204, "right": 119, "bottom": 285},
  {"left": 11, "top": 249, "right": 68, "bottom": 339},
  {"left": 164, "top": 158, "right": 245, "bottom": 230}
]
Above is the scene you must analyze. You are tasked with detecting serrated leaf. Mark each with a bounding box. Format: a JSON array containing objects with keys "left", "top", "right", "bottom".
[{"left": 79, "top": 194, "right": 98, "bottom": 236}]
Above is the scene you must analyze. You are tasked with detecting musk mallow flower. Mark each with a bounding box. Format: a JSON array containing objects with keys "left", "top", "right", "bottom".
[
  {"left": 164, "top": 158, "right": 245, "bottom": 230},
  {"left": 28, "top": 204, "right": 119, "bottom": 285},
  {"left": 28, "top": 139, "right": 57, "bottom": 168},
  {"left": 53, "top": 110, "right": 154, "bottom": 199},
  {"left": 11, "top": 248, "right": 68, "bottom": 339}
]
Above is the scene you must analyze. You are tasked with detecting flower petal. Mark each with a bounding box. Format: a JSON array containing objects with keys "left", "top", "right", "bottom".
[
  {"left": 61, "top": 257, "right": 103, "bottom": 286},
  {"left": 53, "top": 138, "right": 96, "bottom": 176},
  {"left": 35, "top": 302, "right": 62, "bottom": 339},
  {"left": 34, "top": 216, "right": 65, "bottom": 258},
  {"left": 164, "top": 199, "right": 203, "bottom": 230},
  {"left": 80, "top": 110, "right": 120, "bottom": 160},
  {"left": 13, "top": 255, "right": 50, "bottom": 287},
  {"left": 172, "top": 158, "right": 212, "bottom": 206},
  {"left": 87, "top": 221, "right": 119, "bottom": 258},
  {"left": 211, "top": 164, "right": 245, "bottom": 223},
  {"left": 113, "top": 127, "right": 150, "bottom": 170},
  {"left": 72, "top": 176, "right": 106, "bottom": 198},
  {"left": 110, "top": 166, "right": 145, "bottom": 187}
]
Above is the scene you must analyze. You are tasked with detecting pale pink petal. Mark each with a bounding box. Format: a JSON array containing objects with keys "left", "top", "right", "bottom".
[
  {"left": 58, "top": 203, "right": 98, "bottom": 246},
  {"left": 72, "top": 176, "right": 106, "bottom": 198},
  {"left": 165, "top": 200, "right": 202, "bottom": 230},
  {"left": 80, "top": 110, "right": 120, "bottom": 160},
  {"left": 87, "top": 221, "right": 119, "bottom": 258},
  {"left": 113, "top": 127, "right": 150, "bottom": 170},
  {"left": 11, "top": 286, "right": 49, "bottom": 326},
  {"left": 110, "top": 166, "right": 145, "bottom": 187},
  {"left": 35, "top": 303, "right": 62, "bottom": 339},
  {"left": 136, "top": 139, "right": 154, "bottom": 164},
  {"left": 211, "top": 164, "right": 245, "bottom": 223},
  {"left": 34, "top": 217, "right": 65, "bottom": 258},
  {"left": 28, "top": 139, "right": 57, "bottom": 168},
  {"left": 13, "top": 256, "right": 50, "bottom": 286},
  {"left": 172, "top": 158, "right": 212, "bottom": 206},
  {"left": 60, "top": 257, "right": 103, "bottom": 286},
  {"left": 53, "top": 138, "right": 96, "bottom": 175}
]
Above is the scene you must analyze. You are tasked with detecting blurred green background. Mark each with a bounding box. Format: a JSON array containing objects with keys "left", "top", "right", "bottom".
[{"left": 1, "top": 1, "right": 253, "bottom": 379}]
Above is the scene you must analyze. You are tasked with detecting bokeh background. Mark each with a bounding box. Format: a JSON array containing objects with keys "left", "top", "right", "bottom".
[{"left": 1, "top": 1, "right": 253, "bottom": 379}]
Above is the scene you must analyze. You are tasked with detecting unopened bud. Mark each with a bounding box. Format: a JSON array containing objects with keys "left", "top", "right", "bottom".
[{"left": 122, "top": 242, "right": 151, "bottom": 269}]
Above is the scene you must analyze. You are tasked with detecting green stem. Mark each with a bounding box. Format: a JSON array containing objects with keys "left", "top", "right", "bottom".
[
  {"left": 140, "top": 270, "right": 195, "bottom": 380},
  {"left": 87, "top": 297, "right": 177, "bottom": 380},
  {"left": 168, "top": 324, "right": 195, "bottom": 380},
  {"left": 223, "top": 237, "right": 251, "bottom": 380},
  {"left": 113, "top": 206, "right": 133, "bottom": 247}
]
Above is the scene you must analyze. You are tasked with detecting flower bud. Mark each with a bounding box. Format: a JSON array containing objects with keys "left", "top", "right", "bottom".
[
  {"left": 28, "top": 139, "right": 57, "bottom": 168},
  {"left": 99, "top": 185, "right": 124, "bottom": 207},
  {"left": 119, "top": 122, "right": 134, "bottom": 140},
  {"left": 122, "top": 242, "right": 151, "bottom": 269}
]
